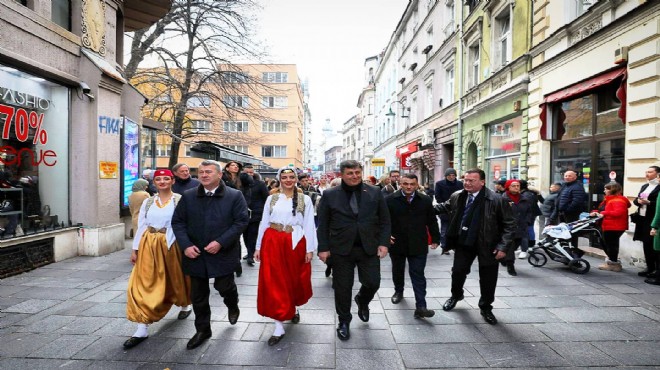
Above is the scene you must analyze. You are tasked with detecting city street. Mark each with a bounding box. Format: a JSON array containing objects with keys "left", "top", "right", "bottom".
[{"left": 1, "top": 242, "right": 659, "bottom": 369}]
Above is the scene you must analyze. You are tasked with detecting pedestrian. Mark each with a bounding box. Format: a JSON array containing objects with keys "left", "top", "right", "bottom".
[
  {"left": 171, "top": 160, "right": 249, "bottom": 350},
  {"left": 381, "top": 170, "right": 400, "bottom": 195},
  {"left": 254, "top": 167, "right": 317, "bottom": 346},
  {"left": 386, "top": 174, "right": 440, "bottom": 319},
  {"left": 317, "top": 160, "right": 391, "bottom": 340},
  {"left": 243, "top": 164, "right": 269, "bottom": 267},
  {"left": 269, "top": 179, "right": 280, "bottom": 194},
  {"left": 550, "top": 170, "right": 587, "bottom": 247},
  {"left": 142, "top": 169, "right": 157, "bottom": 195},
  {"left": 519, "top": 180, "right": 543, "bottom": 259},
  {"left": 633, "top": 166, "right": 660, "bottom": 278},
  {"left": 124, "top": 169, "right": 192, "bottom": 349},
  {"left": 222, "top": 161, "right": 253, "bottom": 278},
  {"left": 434, "top": 168, "right": 464, "bottom": 255},
  {"left": 540, "top": 183, "right": 562, "bottom": 228},
  {"left": 172, "top": 163, "right": 200, "bottom": 194},
  {"left": 128, "top": 178, "right": 149, "bottom": 237},
  {"left": 646, "top": 199, "right": 660, "bottom": 285},
  {"left": 438, "top": 168, "right": 515, "bottom": 325},
  {"left": 501, "top": 179, "right": 534, "bottom": 276},
  {"left": 493, "top": 179, "right": 506, "bottom": 194},
  {"left": 377, "top": 175, "right": 390, "bottom": 190},
  {"left": 316, "top": 176, "right": 330, "bottom": 195},
  {"left": 590, "top": 182, "right": 630, "bottom": 272}
]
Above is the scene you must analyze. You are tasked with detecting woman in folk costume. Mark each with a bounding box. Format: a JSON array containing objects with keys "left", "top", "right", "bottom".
[
  {"left": 254, "top": 167, "right": 317, "bottom": 346},
  {"left": 124, "top": 169, "right": 192, "bottom": 349}
]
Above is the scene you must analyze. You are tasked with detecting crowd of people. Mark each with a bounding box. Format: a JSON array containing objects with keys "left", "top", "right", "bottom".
[{"left": 125, "top": 161, "right": 660, "bottom": 349}]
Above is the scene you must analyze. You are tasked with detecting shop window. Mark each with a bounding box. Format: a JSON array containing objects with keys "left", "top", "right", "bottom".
[
  {"left": 140, "top": 128, "right": 156, "bottom": 170},
  {"left": 0, "top": 65, "right": 70, "bottom": 236},
  {"left": 485, "top": 116, "right": 522, "bottom": 183},
  {"left": 51, "top": 0, "right": 71, "bottom": 31}
]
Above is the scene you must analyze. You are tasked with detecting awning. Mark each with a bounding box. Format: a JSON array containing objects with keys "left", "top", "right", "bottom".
[{"left": 539, "top": 67, "right": 627, "bottom": 140}]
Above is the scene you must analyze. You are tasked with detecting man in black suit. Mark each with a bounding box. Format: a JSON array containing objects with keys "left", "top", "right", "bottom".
[
  {"left": 172, "top": 160, "right": 249, "bottom": 349},
  {"left": 317, "top": 160, "right": 391, "bottom": 340},
  {"left": 437, "top": 168, "right": 515, "bottom": 325},
  {"left": 386, "top": 174, "right": 440, "bottom": 318}
]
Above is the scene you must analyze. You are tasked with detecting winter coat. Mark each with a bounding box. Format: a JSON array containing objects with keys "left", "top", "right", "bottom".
[
  {"left": 541, "top": 191, "right": 559, "bottom": 218},
  {"left": 222, "top": 171, "right": 254, "bottom": 205},
  {"left": 551, "top": 180, "right": 587, "bottom": 222},
  {"left": 434, "top": 179, "right": 464, "bottom": 220},
  {"left": 594, "top": 195, "right": 631, "bottom": 232},
  {"left": 502, "top": 192, "right": 534, "bottom": 239},
  {"left": 633, "top": 183, "right": 660, "bottom": 242},
  {"left": 386, "top": 190, "right": 440, "bottom": 256},
  {"left": 172, "top": 176, "right": 200, "bottom": 195},
  {"left": 248, "top": 176, "right": 269, "bottom": 223}
]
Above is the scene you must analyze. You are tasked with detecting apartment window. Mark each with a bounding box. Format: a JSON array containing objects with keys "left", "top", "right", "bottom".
[
  {"left": 494, "top": 10, "right": 512, "bottom": 68},
  {"left": 52, "top": 0, "right": 71, "bottom": 31},
  {"left": 223, "top": 121, "right": 249, "bottom": 132},
  {"left": 467, "top": 0, "right": 479, "bottom": 13},
  {"left": 223, "top": 95, "right": 249, "bottom": 108},
  {"left": 184, "top": 144, "right": 191, "bottom": 157},
  {"left": 262, "top": 145, "right": 287, "bottom": 157},
  {"left": 468, "top": 44, "right": 480, "bottom": 88},
  {"left": 187, "top": 96, "right": 211, "bottom": 108},
  {"left": 262, "top": 121, "right": 287, "bottom": 133},
  {"left": 262, "top": 96, "right": 288, "bottom": 108},
  {"left": 567, "top": 0, "right": 596, "bottom": 23},
  {"left": 222, "top": 71, "right": 249, "bottom": 83},
  {"left": 156, "top": 144, "right": 171, "bottom": 157},
  {"left": 445, "top": 67, "right": 455, "bottom": 105},
  {"left": 262, "top": 72, "right": 288, "bottom": 83},
  {"left": 425, "top": 83, "right": 433, "bottom": 119},
  {"left": 227, "top": 145, "right": 249, "bottom": 154},
  {"left": 190, "top": 120, "right": 212, "bottom": 132}
]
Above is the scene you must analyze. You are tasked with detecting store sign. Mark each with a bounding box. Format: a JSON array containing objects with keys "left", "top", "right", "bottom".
[
  {"left": 400, "top": 152, "right": 413, "bottom": 169},
  {"left": 371, "top": 158, "right": 385, "bottom": 166}
]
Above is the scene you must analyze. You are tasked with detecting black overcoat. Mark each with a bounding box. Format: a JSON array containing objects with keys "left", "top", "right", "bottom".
[
  {"left": 172, "top": 183, "right": 249, "bottom": 278},
  {"left": 386, "top": 190, "right": 440, "bottom": 256}
]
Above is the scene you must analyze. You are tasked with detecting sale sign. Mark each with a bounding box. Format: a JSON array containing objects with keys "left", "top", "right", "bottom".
[{"left": 0, "top": 102, "right": 56, "bottom": 166}]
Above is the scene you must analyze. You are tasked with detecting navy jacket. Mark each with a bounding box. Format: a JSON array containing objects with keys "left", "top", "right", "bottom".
[
  {"left": 386, "top": 190, "right": 440, "bottom": 256},
  {"left": 551, "top": 180, "right": 587, "bottom": 221}
]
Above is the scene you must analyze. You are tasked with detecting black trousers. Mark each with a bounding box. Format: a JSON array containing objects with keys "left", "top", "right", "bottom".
[
  {"left": 603, "top": 230, "right": 624, "bottom": 262},
  {"left": 190, "top": 274, "right": 238, "bottom": 332},
  {"left": 242, "top": 221, "right": 260, "bottom": 257},
  {"left": 332, "top": 245, "right": 381, "bottom": 323},
  {"left": 391, "top": 253, "right": 428, "bottom": 308},
  {"left": 450, "top": 244, "right": 499, "bottom": 311},
  {"left": 642, "top": 237, "right": 657, "bottom": 272}
]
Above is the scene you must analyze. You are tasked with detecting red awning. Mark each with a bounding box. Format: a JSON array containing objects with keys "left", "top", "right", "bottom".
[{"left": 539, "top": 67, "right": 627, "bottom": 140}]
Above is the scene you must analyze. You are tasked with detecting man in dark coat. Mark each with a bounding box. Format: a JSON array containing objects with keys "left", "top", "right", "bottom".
[
  {"left": 386, "top": 174, "right": 440, "bottom": 318},
  {"left": 172, "top": 163, "right": 200, "bottom": 194},
  {"left": 550, "top": 170, "right": 587, "bottom": 247},
  {"left": 501, "top": 179, "right": 534, "bottom": 276},
  {"left": 243, "top": 164, "right": 269, "bottom": 266},
  {"left": 434, "top": 168, "right": 464, "bottom": 254},
  {"left": 317, "top": 160, "right": 391, "bottom": 341},
  {"left": 437, "top": 168, "right": 515, "bottom": 325},
  {"left": 172, "top": 160, "right": 249, "bottom": 349}
]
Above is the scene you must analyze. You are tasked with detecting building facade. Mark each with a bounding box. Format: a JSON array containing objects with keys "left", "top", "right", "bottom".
[{"left": 357, "top": 56, "right": 379, "bottom": 177}]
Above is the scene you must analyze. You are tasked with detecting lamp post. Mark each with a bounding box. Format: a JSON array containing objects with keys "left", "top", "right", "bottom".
[{"left": 385, "top": 100, "right": 410, "bottom": 118}]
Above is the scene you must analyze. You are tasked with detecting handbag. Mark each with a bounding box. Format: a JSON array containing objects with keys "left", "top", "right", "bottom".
[{"left": 630, "top": 212, "right": 642, "bottom": 224}]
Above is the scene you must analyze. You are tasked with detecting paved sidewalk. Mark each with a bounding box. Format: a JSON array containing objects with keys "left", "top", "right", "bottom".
[{"left": 1, "top": 241, "right": 659, "bottom": 369}]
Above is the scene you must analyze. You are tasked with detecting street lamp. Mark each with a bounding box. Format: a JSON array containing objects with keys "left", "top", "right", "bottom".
[{"left": 385, "top": 100, "right": 410, "bottom": 118}]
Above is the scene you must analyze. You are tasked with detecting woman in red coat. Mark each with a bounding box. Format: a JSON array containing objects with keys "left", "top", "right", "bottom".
[{"left": 590, "top": 182, "right": 631, "bottom": 272}]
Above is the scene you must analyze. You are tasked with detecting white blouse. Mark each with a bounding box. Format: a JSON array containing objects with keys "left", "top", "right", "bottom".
[
  {"left": 132, "top": 196, "right": 177, "bottom": 250},
  {"left": 256, "top": 194, "right": 318, "bottom": 253},
  {"left": 640, "top": 180, "right": 658, "bottom": 216}
]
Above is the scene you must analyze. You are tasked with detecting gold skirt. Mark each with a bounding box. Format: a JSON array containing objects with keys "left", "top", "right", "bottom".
[{"left": 126, "top": 231, "right": 191, "bottom": 324}]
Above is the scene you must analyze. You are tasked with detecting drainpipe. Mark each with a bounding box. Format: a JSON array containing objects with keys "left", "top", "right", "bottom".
[{"left": 456, "top": 1, "right": 464, "bottom": 172}]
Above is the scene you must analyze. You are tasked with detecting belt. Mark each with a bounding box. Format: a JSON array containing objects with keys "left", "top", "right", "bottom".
[
  {"left": 147, "top": 227, "right": 167, "bottom": 234},
  {"left": 269, "top": 222, "right": 294, "bottom": 233}
]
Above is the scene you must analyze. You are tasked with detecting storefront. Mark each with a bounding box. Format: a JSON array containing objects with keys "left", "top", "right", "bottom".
[{"left": 485, "top": 115, "right": 522, "bottom": 183}]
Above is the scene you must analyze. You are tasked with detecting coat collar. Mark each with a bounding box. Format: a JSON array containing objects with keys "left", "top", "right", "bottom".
[{"left": 196, "top": 182, "right": 226, "bottom": 197}]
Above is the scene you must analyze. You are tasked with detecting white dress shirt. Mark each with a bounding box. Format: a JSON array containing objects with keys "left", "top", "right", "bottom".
[{"left": 255, "top": 194, "right": 318, "bottom": 253}]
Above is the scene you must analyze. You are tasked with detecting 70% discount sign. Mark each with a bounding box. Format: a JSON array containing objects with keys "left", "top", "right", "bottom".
[{"left": 0, "top": 103, "right": 48, "bottom": 144}]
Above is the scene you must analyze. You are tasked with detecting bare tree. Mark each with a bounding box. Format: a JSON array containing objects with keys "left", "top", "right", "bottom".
[{"left": 125, "top": 0, "right": 283, "bottom": 168}]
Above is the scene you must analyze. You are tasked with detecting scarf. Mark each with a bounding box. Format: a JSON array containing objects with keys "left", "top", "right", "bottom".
[{"left": 505, "top": 190, "right": 520, "bottom": 204}]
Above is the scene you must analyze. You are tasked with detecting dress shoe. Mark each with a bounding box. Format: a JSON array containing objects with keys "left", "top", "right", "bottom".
[
  {"left": 268, "top": 334, "right": 285, "bottom": 346},
  {"left": 480, "top": 309, "right": 498, "bottom": 325},
  {"left": 235, "top": 265, "right": 242, "bottom": 277},
  {"left": 247, "top": 258, "right": 255, "bottom": 266},
  {"left": 442, "top": 296, "right": 463, "bottom": 311},
  {"left": 325, "top": 265, "right": 332, "bottom": 277},
  {"left": 414, "top": 307, "right": 435, "bottom": 319},
  {"left": 391, "top": 291, "right": 403, "bottom": 304},
  {"left": 123, "top": 336, "right": 147, "bottom": 349},
  {"left": 186, "top": 331, "right": 211, "bottom": 349},
  {"left": 291, "top": 311, "right": 300, "bottom": 324},
  {"left": 645, "top": 277, "right": 660, "bottom": 285},
  {"left": 177, "top": 309, "right": 192, "bottom": 320},
  {"left": 638, "top": 269, "right": 655, "bottom": 277},
  {"left": 507, "top": 264, "right": 517, "bottom": 276},
  {"left": 441, "top": 249, "right": 451, "bottom": 255},
  {"left": 243, "top": 254, "right": 249, "bottom": 260},
  {"left": 336, "top": 322, "right": 350, "bottom": 340},
  {"left": 354, "top": 295, "right": 369, "bottom": 322},
  {"left": 227, "top": 307, "right": 240, "bottom": 325}
]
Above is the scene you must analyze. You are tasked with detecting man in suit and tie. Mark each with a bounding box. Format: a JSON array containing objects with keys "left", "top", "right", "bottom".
[
  {"left": 436, "top": 168, "right": 515, "bottom": 325},
  {"left": 386, "top": 173, "right": 440, "bottom": 319},
  {"left": 317, "top": 160, "right": 391, "bottom": 340}
]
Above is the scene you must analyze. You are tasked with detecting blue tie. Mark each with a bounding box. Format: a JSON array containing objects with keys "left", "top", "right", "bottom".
[{"left": 461, "top": 194, "right": 475, "bottom": 228}]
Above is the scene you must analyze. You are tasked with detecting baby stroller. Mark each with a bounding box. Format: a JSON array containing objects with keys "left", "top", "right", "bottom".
[{"left": 527, "top": 215, "right": 603, "bottom": 274}]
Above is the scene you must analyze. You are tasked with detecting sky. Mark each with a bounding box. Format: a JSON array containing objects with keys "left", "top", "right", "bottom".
[{"left": 253, "top": 0, "right": 409, "bottom": 136}]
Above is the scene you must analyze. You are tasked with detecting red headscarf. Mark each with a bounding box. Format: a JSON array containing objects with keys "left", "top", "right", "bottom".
[
  {"left": 504, "top": 179, "right": 521, "bottom": 204},
  {"left": 153, "top": 169, "right": 174, "bottom": 178}
]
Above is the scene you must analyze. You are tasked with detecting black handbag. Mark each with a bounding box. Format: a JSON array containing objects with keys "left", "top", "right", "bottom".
[{"left": 630, "top": 212, "right": 642, "bottom": 224}]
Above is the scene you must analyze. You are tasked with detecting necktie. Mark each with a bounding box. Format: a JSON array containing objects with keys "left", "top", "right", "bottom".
[
  {"left": 407, "top": 194, "right": 413, "bottom": 204},
  {"left": 349, "top": 191, "right": 358, "bottom": 215},
  {"left": 206, "top": 191, "right": 213, "bottom": 197},
  {"left": 461, "top": 194, "right": 475, "bottom": 228}
]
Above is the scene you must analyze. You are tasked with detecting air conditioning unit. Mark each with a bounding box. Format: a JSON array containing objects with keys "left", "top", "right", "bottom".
[
  {"left": 421, "top": 129, "right": 434, "bottom": 146},
  {"left": 614, "top": 46, "right": 628, "bottom": 65}
]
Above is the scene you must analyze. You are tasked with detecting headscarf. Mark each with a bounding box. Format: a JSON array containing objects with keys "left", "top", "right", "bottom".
[
  {"left": 504, "top": 179, "right": 521, "bottom": 204},
  {"left": 153, "top": 169, "right": 174, "bottom": 178},
  {"left": 132, "top": 178, "right": 149, "bottom": 192}
]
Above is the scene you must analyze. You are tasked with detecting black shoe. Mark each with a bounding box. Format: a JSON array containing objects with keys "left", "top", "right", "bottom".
[
  {"left": 336, "top": 322, "right": 350, "bottom": 340},
  {"left": 354, "top": 295, "right": 369, "bottom": 322},
  {"left": 186, "top": 331, "right": 211, "bottom": 349},
  {"left": 123, "top": 336, "right": 147, "bottom": 349},
  {"left": 507, "top": 264, "right": 517, "bottom": 276},
  {"left": 291, "top": 311, "right": 300, "bottom": 324},
  {"left": 235, "top": 265, "right": 242, "bottom": 277},
  {"left": 481, "top": 309, "right": 498, "bottom": 325},
  {"left": 268, "top": 334, "right": 285, "bottom": 346},
  {"left": 442, "top": 296, "right": 463, "bottom": 311},
  {"left": 441, "top": 250, "right": 450, "bottom": 255},
  {"left": 638, "top": 269, "right": 655, "bottom": 277},
  {"left": 243, "top": 254, "right": 249, "bottom": 260},
  {"left": 391, "top": 291, "right": 403, "bottom": 304},
  {"left": 177, "top": 309, "right": 192, "bottom": 320},
  {"left": 325, "top": 265, "right": 332, "bottom": 277},
  {"left": 644, "top": 277, "right": 660, "bottom": 285},
  {"left": 247, "top": 258, "right": 255, "bottom": 266},
  {"left": 227, "top": 307, "right": 240, "bottom": 325},
  {"left": 414, "top": 307, "right": 435, "bottom": 319}
]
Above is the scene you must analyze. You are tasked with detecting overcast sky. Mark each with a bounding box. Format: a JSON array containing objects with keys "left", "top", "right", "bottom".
[{"left": 254, "top": 0, "right": 409, "bottom": 136}]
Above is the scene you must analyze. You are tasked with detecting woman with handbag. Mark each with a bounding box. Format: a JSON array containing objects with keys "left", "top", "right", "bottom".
[
  {"left": 590, "top": 182, "right": 630, "bottom": 271},
  {"left": 632, "top": 166, "right": 660, "bottom": 277}
]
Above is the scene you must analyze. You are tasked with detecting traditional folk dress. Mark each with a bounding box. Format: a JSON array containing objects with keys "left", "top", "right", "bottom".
[
  {"left": 126, "top": 194, "right": 191, "bottom": 323},
  {"left": 256, "top": 192, "right": 318, "bottom": 321}
]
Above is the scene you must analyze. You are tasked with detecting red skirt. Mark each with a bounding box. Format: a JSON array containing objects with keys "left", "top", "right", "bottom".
[{"left": 257, "top": 227, "right": 313, "bottom": 321}]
